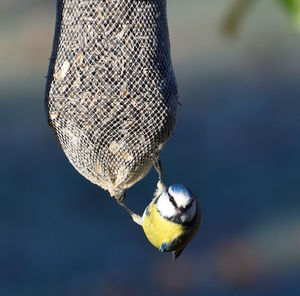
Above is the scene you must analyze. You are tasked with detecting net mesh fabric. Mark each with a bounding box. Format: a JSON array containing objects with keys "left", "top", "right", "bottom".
[{"left": 45, "top": 0, "right": 178, "bottom": 198}]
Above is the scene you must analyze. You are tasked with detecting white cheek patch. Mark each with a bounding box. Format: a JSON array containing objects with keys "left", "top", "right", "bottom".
[
  {"left": 168, "top": 187, "right": 192, "bottom": 209},
  {"left": 156, "top": 192, "right": 178, "bottom": 218}
]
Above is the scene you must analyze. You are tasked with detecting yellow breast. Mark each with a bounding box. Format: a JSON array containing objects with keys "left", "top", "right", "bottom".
[{"left": 142, "top": 198, "right": 186, "bottom": 251}]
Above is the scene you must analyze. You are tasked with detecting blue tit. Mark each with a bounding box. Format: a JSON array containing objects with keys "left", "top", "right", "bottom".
[{"left": 140, "top": 182, "right": 201, "bottom": 259}]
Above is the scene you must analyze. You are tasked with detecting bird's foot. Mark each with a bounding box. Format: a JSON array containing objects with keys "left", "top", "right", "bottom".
[
  {"left": 152, "top": 154, "right": 162, "bottom": 181},
  {"left": 115, "top": 192, "right": 143, "bottom": 227}
]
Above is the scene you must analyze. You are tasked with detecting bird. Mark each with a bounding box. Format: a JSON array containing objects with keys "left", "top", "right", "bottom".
[{"left": 131, "top": 181, "right": 201, "bottom": 259}]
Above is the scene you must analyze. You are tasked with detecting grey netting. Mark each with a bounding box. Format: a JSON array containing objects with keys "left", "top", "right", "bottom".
[{"left": 45, "top": 0, "right": 178, "bottom": 198}]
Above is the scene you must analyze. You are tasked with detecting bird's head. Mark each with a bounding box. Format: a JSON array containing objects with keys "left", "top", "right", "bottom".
[{"left": 156, "top": 184, "right": 198, "bottom": 224}]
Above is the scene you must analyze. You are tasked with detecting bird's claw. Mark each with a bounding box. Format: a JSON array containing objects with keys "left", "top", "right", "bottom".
[{"left": 152, "top": 154, "right": 162, "bottom": 181}]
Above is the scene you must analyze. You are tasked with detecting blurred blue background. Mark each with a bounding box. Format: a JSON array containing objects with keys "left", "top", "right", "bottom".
[{"left": 1, "top": 0, "right": 300, "bottom": 295}]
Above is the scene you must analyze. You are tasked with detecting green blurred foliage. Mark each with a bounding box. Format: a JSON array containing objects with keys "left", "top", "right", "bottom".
[
  {"left": 223, "top": 0, "right": 300, "bottom": 36},
  {"left": 222, "top": 0, "right": 256, "bottom": 36},
  {"left": 279, "top": 0, "right": 300, "bottom": 29}
]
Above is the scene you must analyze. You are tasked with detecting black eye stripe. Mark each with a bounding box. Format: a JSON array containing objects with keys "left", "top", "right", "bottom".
[
  {"left": 168, "top": 192, "right": 178, "bottom": 209},
  {"left": 184, "top": 200, "right": 193, "bottom": 210}
]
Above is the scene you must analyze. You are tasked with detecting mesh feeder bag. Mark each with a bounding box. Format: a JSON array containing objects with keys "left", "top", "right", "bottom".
[{"left": 45, "top": 0, "right": 178, "bottom": 199}]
